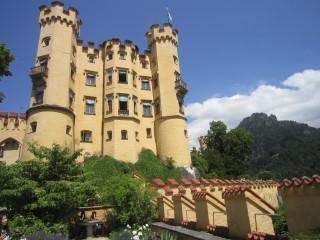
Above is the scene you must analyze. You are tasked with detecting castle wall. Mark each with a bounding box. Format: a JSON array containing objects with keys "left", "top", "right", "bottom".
[
  {"left": 0, "top": 113, "right": 26, "bottom": 164},
  {"left": 4, "top": 2, "right": 191, "bottom": 166},
  {"left": 278, "top": 176, "right": 320, "bottom": 236}
]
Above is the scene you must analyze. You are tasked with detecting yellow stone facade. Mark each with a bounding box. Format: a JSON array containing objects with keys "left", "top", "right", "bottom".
[{"left": 1, "top": 1, "right": 191, "bottom": 166}]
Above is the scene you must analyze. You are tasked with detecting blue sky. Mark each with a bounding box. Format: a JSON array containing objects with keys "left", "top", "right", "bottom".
[{"left": 1, "top": 1, "right": 320, "bottom": 148}]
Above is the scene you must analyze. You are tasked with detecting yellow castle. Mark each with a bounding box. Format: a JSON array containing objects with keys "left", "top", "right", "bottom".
[{"left": 0, "top": 1, "right": 191, "bottom": 166}]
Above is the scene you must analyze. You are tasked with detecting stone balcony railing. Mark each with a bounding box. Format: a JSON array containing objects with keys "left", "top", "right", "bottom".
[
  {"left": 175, "top": 79, "right": 188, "bottom": 96},
  {"left": 118, "top": 110, "right": 129, "bottom": 116},
  {"left": 29, "top": 66, "right": 48, "bottom": 79}
]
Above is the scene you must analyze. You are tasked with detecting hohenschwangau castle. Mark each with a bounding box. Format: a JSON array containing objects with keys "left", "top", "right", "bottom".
[{"left": 0, "top": 1, "right": 191, "bottom": 166}]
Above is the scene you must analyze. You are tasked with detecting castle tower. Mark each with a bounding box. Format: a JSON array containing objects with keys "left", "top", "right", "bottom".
[
  {"left": 21, "top": 2, "right": 81, "bottom": 159},
  {"left": 146, "top": 24, "right": 191, "bottom": 166},
  {"left": 101, "top": 38, "right": 157, "bottom": 162}
]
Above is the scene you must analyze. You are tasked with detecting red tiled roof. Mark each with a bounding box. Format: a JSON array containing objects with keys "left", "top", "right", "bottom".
[
  {"left": 153, "top": 178, "right": 165, "bottom": 187},
  {"left": 19, "top": 113, "right": 26, "bottom": 119},
  {"left": 199, "top": 184, "right": 207, "bottom": 191},
  {"left": 190, "top": 185, "right": 197, "bottom": 193},
  {"left": 193, "top": 191, "right": 225, "bottom": 207},
  {"left": 167, "top": 178, "right": 179, "bottom": 187},
  {"left": 191, "top": 178, "right": 200, "bottom": 185},
  {"left": 207, "top": 225, "right": 229, "bottom": 237},
  {"left": 172, "top": 194, "right": 195, "bottom": 207},
  {"left": 210, "top": 179, "right": 219, "bottom": 185},
  {"left": 200, "top": 178, "right": 210, "bottom": 185},
  {"left": 164, "top": 185, "right": 173, "bottom": 194},
  {"left": 9, "top": 112, "right": 18, "bottom": 118},
  {"left": 178, "top": 185, "right": 186, "bottom": 193},
  {"left": 223, "top": 186, "right": 275, "bottom": 212},
  {"left": 0, "top": 112, "right": 7, "bottom": 118},
  {"left": 248, "top": 231, "right": 278, "bottom": 240},
  {"left": 180, "top": 178, "right": 191, "bottom": 186},
  {"left": 157, "top": 195, "right": 173, "bottom": 205},
  {"left": 278, "top": 174, "right": 320, "bottom": 188},
  {"left": 217, "top": 179, "right": 226, "bottom": 185}
]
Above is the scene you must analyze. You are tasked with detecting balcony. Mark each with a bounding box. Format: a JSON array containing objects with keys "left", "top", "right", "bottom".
[
  {"left": 29, "top": 66, "right": 48, "bottom": 79},
  {"left": 118, "top": 110, "right": 129, "bottom": 116},
  {"left": 175, "top": 79, "right": 188, "bottom": 97}
]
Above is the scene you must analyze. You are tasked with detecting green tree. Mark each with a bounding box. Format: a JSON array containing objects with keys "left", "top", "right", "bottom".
[
  {"left": 104, "top": 175, "right": 157, "bottom": 226},
  {"left": 206, "top": 121, "right": 227, "bottom": 151},
  {"left": 0, "top": 41, "right": 15, "bottom": 102},
  {"left": 0, "top": 143, "right": 95, "bottom": 227},
  {"left": 222, "top": 128, "right": 252, "bottom": 177},
  {"left": 191, "top": 149, "right": 208, "bottom": 177},
  {"left": 202, "top": 121, "right": 252, "bottom": 178}
]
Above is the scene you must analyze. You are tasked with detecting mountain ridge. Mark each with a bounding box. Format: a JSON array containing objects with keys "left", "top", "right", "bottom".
[{"left": 237, "top": 113, "right": 320, "bottom": 179}]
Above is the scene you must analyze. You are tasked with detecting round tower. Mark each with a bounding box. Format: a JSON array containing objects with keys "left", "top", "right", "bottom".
[
  {"left": 146, "top": 23, "right": 191, "bottom": 167},
  {"left": 21, "top": 2, "right": 81, "bottom": 160}
]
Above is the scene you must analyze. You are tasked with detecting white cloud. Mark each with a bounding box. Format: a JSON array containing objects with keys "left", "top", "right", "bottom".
[{"left": 186, "top": 69, "right": 320, "bottom": 149}]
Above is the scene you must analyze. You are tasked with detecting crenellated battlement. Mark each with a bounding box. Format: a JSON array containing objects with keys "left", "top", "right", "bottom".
[
  {"left": 102, "top": 38, "right": 140, "bottom": 58},
  {"left": 76, "top": 39, "right": 101, "bottom": 56},
  {"left": 146, "top": 23, "right": 179, "bottom": 49},
  {"left": 0, "top": 112, "right": 26, "bottom": 131},
  {"left": 39, "top": 1, "right": 81, "bottom": 36}
]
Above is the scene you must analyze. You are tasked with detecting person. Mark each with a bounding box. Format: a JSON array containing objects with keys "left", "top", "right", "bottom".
[
  {"left": 79, "top": 211, "right": 87, "bottom": 221},
  {"left": 0, "top": 214, "right": 10, "bottom": 240},
  {"left": 90, "top": 211, "right": 97, "bottom": 220}
]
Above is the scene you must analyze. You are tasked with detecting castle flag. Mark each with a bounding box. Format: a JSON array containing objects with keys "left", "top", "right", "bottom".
[{"left": 166, "top": 7, "right": 173, "bottom": 23}]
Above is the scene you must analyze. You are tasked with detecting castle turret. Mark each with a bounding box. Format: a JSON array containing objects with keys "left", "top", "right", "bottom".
[
  {"left": 146, "top": 23, "right": 191, "bottom": 166},
  {"left": 21, "top": 1, "right": 81, "bottom": 159}
]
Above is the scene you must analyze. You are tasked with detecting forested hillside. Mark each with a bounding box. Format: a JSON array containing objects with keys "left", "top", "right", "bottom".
[{"left": 238, "top": 113, "right": 320, "bottom": 179}]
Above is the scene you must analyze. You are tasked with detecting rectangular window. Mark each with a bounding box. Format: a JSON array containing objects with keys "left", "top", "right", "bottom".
[
  {"left": 85, "top": 97, "right": 95, "bottom": 114},
  {"left": 107, "top": 131, "right": 112, "bottom": 140},
  {"left": 119, "top": 95, "right": 128, "bottom": 110},
  {"left": 153, "top": 77, "right": 158, "bottom": 88},
  {"left": 69, "top": 90, "right": 75, "bottom": 109},
  {"left": 70, "top": 67, "right": 76, "bottom": 81},
  {"left": 135, "top": 131, "right": 139, "bottom": 141},
  {"left": 81, "top": 131, "right": 92, "bottom": 142},
  {"left": 88, "top": 55, "right": 95, "bottom": 63},
  {"left": 107, "top": 95, "right": 113, "bottom": 112},
  {"left": 132, "top": 73, "right": 137, "bottom": 87},
  {"left": 155, "top": 98, "right": 160, "bottom": 115},
  {"left": 107, "top": 70, "right": 112, "bottom": 84},
  {"left": 35, "top": 85, "right": 45, "bottom": 104},
  {"left": 146, "top": 128, "right": 152, "bottom": 138},
  {"left": 107, "top": 53, "right": 113, "bottom": 60},
  {"left": 66, "top": 125, "right": 72, "bottom": 135},
  {"left": 121, "top": 130, "right": 128, "bottom": 140},
  {"left": 118, "top": 70, "right": 127, "bottom": 83},
  {"left": 178, "top": 98, "right": 184, "bottom": 114},
  {"left": 143, "top": 102, "right": 152, "bottom": 117},
  {"left": 30, "top": 122, "right": 37, "bottom": 133},
  {"left": 119, "top": 52, "right": 126, "bottom": 60},
  {"left": 141, "top": 62, "right": 147, "bottom": 69},
  {"left": 141, "top": 79, "right": 150, "bottom": 90},
  {"left": 133, "top": 96, "right": 138, "bottom": 114},
  {"left": 0, "top": 147, "right": 3, "bottom": 157},
  {"left": 175, "top": 72, "right": 180, "bottom": 81},
  {"left": 39, "top": 57, "right": 48, "bottom": 67},
  {"left": 86, "top": 73, "right": 96, "bottom": 86}
]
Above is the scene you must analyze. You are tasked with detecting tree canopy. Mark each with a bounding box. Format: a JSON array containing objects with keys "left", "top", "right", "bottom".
[
  {"left": 0, "top": 143, "right": 95, "bottom": 238},
  {"left": 0, "top": 41, "right": 15, "bottom": 102},
  {"left": 201, "top": 120, "right": 253, "bottom": 178}
]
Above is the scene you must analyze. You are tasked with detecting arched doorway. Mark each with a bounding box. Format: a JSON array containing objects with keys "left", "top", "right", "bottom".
[{"left": 0, "top": 138, "right": 22, "bottom": 165}]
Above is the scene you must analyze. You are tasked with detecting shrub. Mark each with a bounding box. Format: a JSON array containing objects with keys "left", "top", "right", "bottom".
[
  {"left": 104, "top": 175, "right": 157, "bottom": 226},
  {"left": 9, "top": 214, "right": 68, "bottom": 239},
  {"left": 133, "top": 149, "right": 182, "bottom": 182}
]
